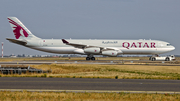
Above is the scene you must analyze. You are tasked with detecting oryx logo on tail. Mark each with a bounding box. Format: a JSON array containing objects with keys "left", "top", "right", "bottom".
[{"left": 8, "top": 18, "right": 29, "bottom": 39}]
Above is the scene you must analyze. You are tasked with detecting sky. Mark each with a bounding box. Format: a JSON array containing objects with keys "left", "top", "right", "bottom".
[{"left": 0, "top": 0, "right": 180, "bottom": 56}]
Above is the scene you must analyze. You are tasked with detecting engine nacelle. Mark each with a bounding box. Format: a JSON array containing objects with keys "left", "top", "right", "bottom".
[
  {"left": 84, "top": 48, "right": 100, "bottom": 54},
  {"left": 102, "top": 50, "right": 118, "bottom": 57}
]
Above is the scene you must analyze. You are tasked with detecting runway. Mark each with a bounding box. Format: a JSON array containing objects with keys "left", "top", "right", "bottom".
[
  {"left": 0, "top": 77, "right": 180, "bottom": 93},
  {"left": 0, "top": 60, "right": 180, "bottom": 66}
]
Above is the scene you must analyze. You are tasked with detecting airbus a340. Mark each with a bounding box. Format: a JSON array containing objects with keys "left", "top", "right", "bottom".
[{"left": 7, "top": 17, "right": 175, "bottom": 60}]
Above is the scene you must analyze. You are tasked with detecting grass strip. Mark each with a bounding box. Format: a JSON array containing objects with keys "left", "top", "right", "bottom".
[
  {"left": 1, "top": 64, "right": 180, "bottom": 80},
  {"left": 0, "top": 91, "right": 180, "bottom": 101}
]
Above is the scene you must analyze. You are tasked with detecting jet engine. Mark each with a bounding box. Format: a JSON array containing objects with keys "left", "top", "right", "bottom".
[
  {"left": 102, "top": 50, "right": 118, "bottom": 57},
  {"left": 84, "top": 48, "right": 100, "bottom": 54}
]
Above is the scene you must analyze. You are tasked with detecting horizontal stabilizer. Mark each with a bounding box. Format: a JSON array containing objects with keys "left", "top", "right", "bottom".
[{"left": 6, "top": 38, "right": 27, "bottom": 46}]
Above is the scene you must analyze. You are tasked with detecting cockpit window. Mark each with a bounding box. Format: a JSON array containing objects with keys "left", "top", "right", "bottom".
[{"left": 167, "top": 44, "right": 171, "bottom": 46}]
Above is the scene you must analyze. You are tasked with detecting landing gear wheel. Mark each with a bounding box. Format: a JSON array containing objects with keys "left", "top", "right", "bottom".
[
  {"left": 151, "top": 57, "right": 156, "bottom": 61},
  {"left": 165, "top": 57, "right": 170, "bottom": 61},
  {"left": 91, "top": 57, "right": 95, "bottom": 60},
  {"left": 86, "top": 57, "right": 90, "bottom": 60}
]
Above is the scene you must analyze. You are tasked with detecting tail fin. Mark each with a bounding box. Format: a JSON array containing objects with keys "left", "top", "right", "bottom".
[{"left": 7, "top": 17, "right": 40, "bottom": 39}]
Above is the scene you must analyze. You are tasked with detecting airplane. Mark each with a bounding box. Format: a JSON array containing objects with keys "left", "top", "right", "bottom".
[{"left": 6, "top": 17, "right": 175, "bottom": 60}]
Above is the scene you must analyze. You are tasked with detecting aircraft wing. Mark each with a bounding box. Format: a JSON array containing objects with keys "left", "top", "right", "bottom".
[
  {"left": 62, "top": 39, "right": 117, "bottom": 51},
  {"left": 6, "top": 38, "right": 27, "bottom": 46}
]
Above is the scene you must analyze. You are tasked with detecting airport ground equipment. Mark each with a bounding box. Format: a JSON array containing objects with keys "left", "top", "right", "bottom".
[
  {"left": 0, "top": 65, "right": 51, "bottom": 74},
  {"left": 149, "top": 55, "right": 175, "bottom": 61}
]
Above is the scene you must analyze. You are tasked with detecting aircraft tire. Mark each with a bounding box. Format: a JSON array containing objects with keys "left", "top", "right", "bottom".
[
  {"left": 91, "top": 57, "right": 95, "bottom": 60},
  {"left": 86, "top": 57, "right": 91, "bottom": 60},
  {"left": 165, "top": 57, "right": 170, "bottom": 61},
  {"left": 152, "top": 57, "right": 156, "bottom": 61}
]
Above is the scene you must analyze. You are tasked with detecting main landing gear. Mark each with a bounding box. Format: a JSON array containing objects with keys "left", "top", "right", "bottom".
[{"left": 86, "top": 54, "right": 96, "bottom": 60}]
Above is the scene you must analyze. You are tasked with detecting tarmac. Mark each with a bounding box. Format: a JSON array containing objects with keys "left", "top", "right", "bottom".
[{"left": 0, "top": 77, "right": 180, "bottom": 94}]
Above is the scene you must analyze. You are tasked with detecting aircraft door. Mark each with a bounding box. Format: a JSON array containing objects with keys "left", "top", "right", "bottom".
[
  {"left": 39, "top": 40, "right": 43, "bottom": 46},
  {"left": 158, "top": 42, "right": 163, "bottom": 47}
]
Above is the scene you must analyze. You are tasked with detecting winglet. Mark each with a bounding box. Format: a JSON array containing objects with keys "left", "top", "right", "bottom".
[{"left": 62, "top": 39, "right": 69, "bottom": 44}]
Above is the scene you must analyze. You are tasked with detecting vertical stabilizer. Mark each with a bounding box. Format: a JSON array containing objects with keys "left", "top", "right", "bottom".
[{"left": 7, "top": 17, "right": 40, "bottom": 39}]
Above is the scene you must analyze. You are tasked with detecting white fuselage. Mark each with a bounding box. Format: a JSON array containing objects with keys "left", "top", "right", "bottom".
[{"left": 25, "top": 39, "right": 175, "bottom": 55}]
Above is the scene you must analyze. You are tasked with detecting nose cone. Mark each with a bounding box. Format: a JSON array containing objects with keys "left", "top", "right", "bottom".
[{"left": 170, "top": 46, "right": 175, "bottom": 51}]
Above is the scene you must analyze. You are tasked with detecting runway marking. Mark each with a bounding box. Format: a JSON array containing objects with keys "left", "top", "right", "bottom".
[{"left": 0, "top": 89, "right": 180, "bottom": 94}]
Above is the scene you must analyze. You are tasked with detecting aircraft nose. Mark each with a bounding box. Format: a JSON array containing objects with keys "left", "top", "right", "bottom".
[{"left": 171, "top": 46, "right": 175, "bottom": 51}]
